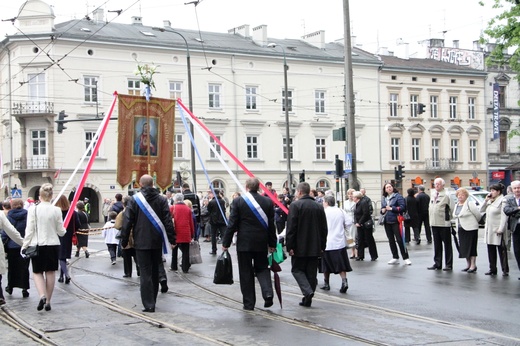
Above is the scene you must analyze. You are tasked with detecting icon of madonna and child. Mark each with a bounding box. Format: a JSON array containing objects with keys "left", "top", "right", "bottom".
[{"left": 133, "top": 117, "right": 159, "bottom": 156}]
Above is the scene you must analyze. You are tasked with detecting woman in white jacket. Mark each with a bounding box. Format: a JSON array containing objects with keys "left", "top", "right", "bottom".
[
  {"left": 0, "top": 212, "right": 24, "bottom": 305},
  {"left": 21, "top": 184, "right": 66, "bottom": 311},
  {"left": 452, "top": 188, "right": 481, "bottom": 273},
  {"left": 479, "top": 183, "right": 509, "bottom": 276}
]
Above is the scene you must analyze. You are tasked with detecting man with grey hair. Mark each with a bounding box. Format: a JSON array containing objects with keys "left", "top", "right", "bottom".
[
  {"left": 428, "top": 178, "right": 454, "bottom": 271},
  {"left": 503, "top": 180, "right": 520, "bottom": 279},
  {"left": 415, "top": 185, "right": 432, "bottom": 244}
]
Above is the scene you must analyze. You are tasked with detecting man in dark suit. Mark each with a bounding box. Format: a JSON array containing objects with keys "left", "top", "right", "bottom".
[
  {"left": 121, "top": 174, "right": 175, "bottom": 312},
  {"left": 503, "top": 180, "right": 520, "bottom": 279},
  {"left": 286, "top": 182, "right": 328, "bottom": 307},
  {"left": 416, "top": 185, "right": 432, "bottom": 244},
  {"left": 222, "top": 178, "right": 276, "bottom": 311}
]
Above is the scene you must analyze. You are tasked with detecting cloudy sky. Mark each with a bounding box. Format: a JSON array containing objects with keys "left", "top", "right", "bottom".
[{"left": 0, "top": 0, "right": 506, "bottom": 54}]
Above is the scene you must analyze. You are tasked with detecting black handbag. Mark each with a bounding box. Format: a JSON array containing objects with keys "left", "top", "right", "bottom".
[
  {"left": 25, "top": 205, "right": 39, "bottom": 258},
  {"left": 403, "top": 211, "right": 411, "bottom": 220},
  {"left": 213, "top": 250, "right": 233, "bottom": 284},
  {"left": 363, "top": 218, "right": 374, "bottom": 229}
]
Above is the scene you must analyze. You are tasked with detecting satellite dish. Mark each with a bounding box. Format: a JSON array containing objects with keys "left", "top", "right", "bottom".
[{"left": 179, "top": 162, "right": 189, "bottom": 170}]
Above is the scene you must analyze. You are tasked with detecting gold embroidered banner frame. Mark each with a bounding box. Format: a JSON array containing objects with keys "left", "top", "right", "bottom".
[{"left": 117, "top": 95, "right": 175, "bottom": 190}]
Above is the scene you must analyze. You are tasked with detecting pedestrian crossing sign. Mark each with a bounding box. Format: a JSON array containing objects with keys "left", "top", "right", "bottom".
[
  {"left": 344, "top": 153, "right": 352, "bottom": 173},
  {"left": 11, "top": 189, "right": 22, "bottom": 198}
]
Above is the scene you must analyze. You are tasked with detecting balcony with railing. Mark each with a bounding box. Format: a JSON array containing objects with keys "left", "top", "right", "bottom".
[
  {"left": 13, "top": 157, "right": 50, "bottom": 170},
  {"left": 425, "top": 158, "right": 455, "bottom": 173},
  {"left": 12, "top": 101, "right": 54, "bottom": 115}
]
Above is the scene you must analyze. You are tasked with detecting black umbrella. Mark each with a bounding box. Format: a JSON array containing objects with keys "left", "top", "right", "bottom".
[
  {"left": 270, "top": 255, "right": 283, "bottom": 308},
  {"left": 451, "top": 226, "right": 460, "bottom": 254}
]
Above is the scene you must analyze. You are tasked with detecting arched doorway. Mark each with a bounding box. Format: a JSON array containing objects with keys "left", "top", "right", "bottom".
[{"left": 67, "top": 185, "right": 101, "bottom": 223}]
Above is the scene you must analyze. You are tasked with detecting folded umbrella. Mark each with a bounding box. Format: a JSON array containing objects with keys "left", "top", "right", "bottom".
[
  {"left": 269, "top": 254, "right": 283, "bottom": 308},
  {"left": 451, "top": 226, "right": 460, "bottom": 254}
]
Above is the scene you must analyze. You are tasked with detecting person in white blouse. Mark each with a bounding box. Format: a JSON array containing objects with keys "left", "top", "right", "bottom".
[
  {"left": 21, "top": 184, "right": 66, "bottom": 311},
  {"left": 480, "top": 183, "right": 509, "bottom": 276},
  {"left": 343, "top": 188, "right": 357, "bottom": 259},
  {"left": 452, "top": 188, "right": 481, "bottom": 273}
]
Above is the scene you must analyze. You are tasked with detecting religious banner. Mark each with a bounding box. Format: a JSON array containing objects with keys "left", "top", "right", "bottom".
[{"left": 117, "top": 94, "right": 175, "bottom": 190}]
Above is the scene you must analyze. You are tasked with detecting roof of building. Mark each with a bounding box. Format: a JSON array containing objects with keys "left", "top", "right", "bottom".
[{"left": 378, "top": 55, "right": 487, "bottom": 76}]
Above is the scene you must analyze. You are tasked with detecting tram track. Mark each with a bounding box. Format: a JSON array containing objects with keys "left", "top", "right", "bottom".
[{"left": 0, "top": 305, "right": 59, "bottom": 346}]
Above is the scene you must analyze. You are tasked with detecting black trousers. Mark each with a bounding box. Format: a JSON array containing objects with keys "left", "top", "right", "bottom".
[
  {"left": 357, "top": 226, "right": 378, "bottom": 260},
  {"left": 171, "top": 242, "right": 191, "bottom": 273},
  {"left": 487, "top": 240, "right": 509, "bottom": 274},
  {"left": 135, "top": 249, "right": 162, "bottom": 310},
  {"left": 432, "top": 226, "right": 453, "bottom": 269},
  {"left": 384, "top": 223, "right": 409, "bottom": 260},
  {"left": 291, "top": 256, "right": 318, "bottom": 297},
  {"left": 122, "top": 248, "right": 139, "bottom": 276},
  {"left": 418, "top": 213, "right": 432, "bottom": 242},
  {"left": 514, "top": 227, "right": 520, "bottom": 271},
  {"left": 237, "top": 251, "right": 273, "bottom": 309}
]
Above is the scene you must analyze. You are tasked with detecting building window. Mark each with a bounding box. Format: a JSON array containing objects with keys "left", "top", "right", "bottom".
[
  {"left": 211, "top": 179, "right": 225, "bottom": 191},
  {"left": 31, "top": 130, "right": 47, "bottom": 156},
  {"left": 209, "top": 135, "right": 221, "bottom": 158},
  {"left": 412, "top": 138, "right": 420, "bottom": 161},
  {"left": 500, "top": 130, "right": 507, "bottom": 154},
  {"left": 316, "top": 180, "right": 330, "bottom": 189},
  {"left": 315, "top": 90, "right": 326, "bottom": 114},
  {"left": 84, "top": 76, "right": 98, "bottom": 103},
  {"left": 432, "top": 139, "right": 440, "bottom": 167},
  {"left": 85, "top": 131, "right": 100, "bottom": 157},
  {"left": 410, "top": 94, "right": 418, "bottom": 118},
  {"left": 127, "top": 79, "right": 141, "bottom": 96},
  {"left": 169, "top": 81, "right": 183, "bottom": 99},
  {"left": 282, "top": 89, "right": 293, "bottom": 112},
  {"left": 391, "top": 138, "right": 400, "bottom": 161},
  {"left": 315, "top": 138, "right": 326, "bottom": 160},
  {"left": 389, "top": 93, "right": 398, "bottom": 117},
  {"left": 208, "top": 84, "right": 221, "bottom": 109},
  {"left": 499, "top": 85, "right": 506, "bottom": 108},
  {"left": 283, "top": 137, "right": 293, "bottom": 160},
  {"left": 246, "top": 136, "right": 258, "bottom": 159},
  {"left": 28, "top": 73, "right": 46, "bottom": 101},
  {"left": 469, "top": 139, "right": 477, "bottom": 162},
  {"left": 449, "top": 96, "right": 458, "bottom": 119},
  {"left": 174, "top": 134, "right": 183, "bottom": 158},
  {"left": 450, "top": 139, "right": 459, "bottom": 161},
  {"left": 246, "top": 86, "right": 257, "bottom": 110},
  {"left": 430, "top": 95, "right": 438, "bottom": 118},
  {"left": 468, "top": 97, "right": 476, "bottom": 120}
]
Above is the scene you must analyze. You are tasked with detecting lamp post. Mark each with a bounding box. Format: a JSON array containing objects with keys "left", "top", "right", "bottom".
[
  {"left": 153, "top": 27, "right": 196, "bottom": 192},
  {"left": 268, "top": 43, "right": 292, "bottom": 192}
]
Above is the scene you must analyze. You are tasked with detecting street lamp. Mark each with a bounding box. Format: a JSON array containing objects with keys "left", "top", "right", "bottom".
[
  {"left": 268, "top": 43, "right": 292, "bottom": 192},
  {"left": 153, "top": 27, "right": 197, "bottom": 192}
]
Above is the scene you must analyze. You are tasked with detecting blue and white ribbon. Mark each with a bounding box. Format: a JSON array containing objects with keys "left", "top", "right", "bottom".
[
  {"left": 134, "top": 192, "right": 170, "bottom": 255},
  {"left": 242, "top": 192, "right": 268, "bottom": 229}
]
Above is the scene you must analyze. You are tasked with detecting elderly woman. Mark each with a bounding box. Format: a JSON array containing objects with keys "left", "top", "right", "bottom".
[
  {"left": 381, "top": 183, "right": 411, "bottom": 265},
  {"left": 452, "top": 188, "right": 481, "bottom": 273},
  {"left": 353, "top": 191, "right": 378, "bottom": 261},
  {"left": 343, "top": 188, "right": 357, "bottom": 259},
  {"left": 480, "top": 183, "right": 509, "bottom": 276},
  {"left": 0, "top": 204, "right": 24, "bottom": 305},
  {"left": 21, "top": 184, "right": 66, "bottom": 311},
  {"left": 169, "top": 193, "right": 195, "bottom": 273}
]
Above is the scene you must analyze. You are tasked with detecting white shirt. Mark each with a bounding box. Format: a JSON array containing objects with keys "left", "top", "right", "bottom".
[{"left": 324, "top": 206, "right": 352, "bottom": 251}]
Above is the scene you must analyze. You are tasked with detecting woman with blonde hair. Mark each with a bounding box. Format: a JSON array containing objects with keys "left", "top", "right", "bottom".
[
  {"left": 21, "top": 184, "right": 66, "bottom": 311},
  {"left": 452, "top": 188, "right": 481, "bottom": 273},
  {"left": 343, "top": 188, "right": 357, "bottom": 259},
  {"left": 54, "top": 195, "right": 81, "bottom": 283}
]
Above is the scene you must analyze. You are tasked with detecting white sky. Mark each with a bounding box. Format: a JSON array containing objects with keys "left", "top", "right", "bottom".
[{"left": 0, "top": 0, "right": 505, "bottom": 54}]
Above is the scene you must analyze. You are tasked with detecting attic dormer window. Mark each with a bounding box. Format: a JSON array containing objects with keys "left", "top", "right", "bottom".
[
  {"left": 80, "top": 28, "right": 91, "bottom": 32},
  {"left": 140, "top": 31, "right": 156, "bottom": 37}
]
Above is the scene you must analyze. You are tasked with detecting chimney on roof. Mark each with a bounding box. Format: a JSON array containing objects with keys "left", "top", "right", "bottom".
[
  {"left": 453, "top": 40, "right": 459, "bottom": 48},
  {"left": 163, "top": 20, "right": 171, "bottom": 28},
  {"left": 379, "top": 47, "right": 389, "bottom": 56},
  {"left": 302, "top": 30, "right": 326, "bottom": 49},
  {"left": 429, "top": 38, "right": 445, "bottom": 48},
  {"left": 93, "top": 8, "right": 104, "bottom": 23},
  {"left": 473, "top": 40, "right": 482, "bottom": 51},
  {"left": 131, "top": 16, "right": 142, "bottom": 25},
  {"left": 252, "top": 24, "right": 267, "bottom": 46},
  {"left": 228, "top": 24, "right": 250, "bottom": 38}
]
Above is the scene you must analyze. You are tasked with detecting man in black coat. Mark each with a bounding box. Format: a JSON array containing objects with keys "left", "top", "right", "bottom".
[
  {"left": 207, "top": 189, "right": 227, "bottom": 255},
  {"left": 286, "top": 182, "right": 328, "bottom": 307},
  {"left": 121, "top": 175, "right": 175, "bottom": 313},
  {"left": 222, "top": 178, "right": 277, "bottom": 311},
  {"left": 415, "top": 185, "right": 432, "bottom": 244}
]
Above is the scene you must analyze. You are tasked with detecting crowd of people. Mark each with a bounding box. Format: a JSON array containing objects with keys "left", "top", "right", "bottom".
[{"left": 1, "top": 177, "right": 520, "bottom": 314}]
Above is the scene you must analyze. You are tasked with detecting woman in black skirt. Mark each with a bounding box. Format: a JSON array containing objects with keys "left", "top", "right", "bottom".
[
  {"left": 21, "top": 184, "right": 66, "bottom": 311},
  {"left": 55, "top": 195, "right": 81, "bottom": 283},
  {"left": 319, "top": 195, "right": 353, "bottom": 293},
  {"left": 452, "top": 188, "right": 481, "bottom": 273},
  {"left": 75, "top": 201, "right": 90, "bottom": 258}
]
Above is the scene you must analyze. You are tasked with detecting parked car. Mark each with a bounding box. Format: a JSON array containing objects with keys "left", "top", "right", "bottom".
[{"left": 446, "top": 187, "right": 489, "bottom": 227}]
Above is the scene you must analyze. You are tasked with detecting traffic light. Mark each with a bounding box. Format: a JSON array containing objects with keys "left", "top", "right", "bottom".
[
  {"left": 57, "top": 110, "right": 68, "bottom": 133},
  {"left": 397, "top": 164, "right": 405, "bottom": 180},
  {"left": 299, "top": 170, "right": 305, "bottom": 183},
  {"left": 394, "top": 167, "right": 399, "bottom": 181},
  {"left": 417, "top": 103, "right": 425, "bottom": 114},
  {"left": 335, "top": 157, "right": 344, "bottom": 178}
]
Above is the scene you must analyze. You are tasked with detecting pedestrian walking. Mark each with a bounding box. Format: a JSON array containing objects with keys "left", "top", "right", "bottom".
[
  {"left": 416, "top": 185, "right": 432, "bottom": 244},
  {"left": 381, "top": 183, "right": 411, "bottom": 265}
]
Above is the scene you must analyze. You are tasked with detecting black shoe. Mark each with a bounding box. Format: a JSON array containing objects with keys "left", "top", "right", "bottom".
[
  {"left": 485, "top": 270, "right": 497, "bottom": 276},
  {"left": 160, "top": 280, "right": 169, "bottom": 293},
  {"left": 5, "top": 286, "right": 12, "bottom": 295},
  {"left": 45, "top": 304, "right": 51, "bottom": 311},
  {"left": 65, "top": 277, "right": 71, "bottom": 284},
  {"left": 320, "top": 283, "right": 330, "bottom": 290},
  {"left": 85, "top": 251, "right": 90, "bottom": 258},
  {"left": 123, "top": 274, "right": 131, "bottom": 278},
  {"left": 75, "top": 251, "right": 80, "bottom": 257},
  {"left": 243, "top": 306, "right": 254, "bottom": 311},
  {"left": 503, "top": 272, "right": 509, "bottom": 277},
  {"left": 349, "top": 256, "right": 356, "bottom": 259},
  {"left": 442, "top": 267, "right": 452, "bottom": 271},
  {"left": 22, "top": 289, "right": 29, "bottom": 298},
  {"left": 371, "top": 257, "right": 378, "bottom": 261},
  {"left": 339, "top": 282, "right": 348, "bottom": 294},
  {"left": 427, "top": 265, "right": 440, "bottom": 270},
  {"left": 142, "top": 307, "right": 155, "bottom": 313},
  {"left": 467, "top": 267, "right": 477, "bottom": 273},
  {"left": 427, "top": 240, "right": 432, "bottom": 244},
  {"left": 58, "top": 276, "right": 64, "bottom": 283},
  {"left": 209, "top": 251, "right": 217, "bottom": 255},
  {"left": 264, "top": 296, "right": 273, "bottom": 308},
  {"left": 299, "top": 293, "right": 314, "bottom": 307},
  {"left": 416, "top": 240, "right": 421, "bottom": 245},
  {"left": 461, "top": 268, "right": 469, "bottom": 272},
  {"left": 37, "top": 296, "right": 46, "bottom": 311},
  {"left": 355, "top": 257, "right": 364, "bottom": 261}
]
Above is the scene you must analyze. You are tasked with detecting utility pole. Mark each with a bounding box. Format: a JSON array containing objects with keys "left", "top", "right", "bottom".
[{"left": 343, "top": 0, "right": 359, "bottom": 190}]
